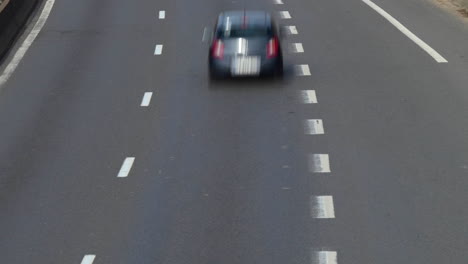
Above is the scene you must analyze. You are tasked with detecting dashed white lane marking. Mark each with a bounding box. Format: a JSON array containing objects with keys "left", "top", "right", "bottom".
[
  {"left": 286, "top": 25, "right": 298, "bottom": 34},
  {"left": 301, "top": 90, "right": 317, "bottom": 104},
  {"left": 362, "top": 0, "right": 447, "bottom": 63},
  {"left": 308, "top": 154, "right": 331, "bottom": 173},
  {"left": 141, "top": 92, "right": 153, "bottom": 107},
  {"left": 0, "top": 0, "right": 56, "bottom": 88},
  {"left": 295, "top": 64, "right": 311, "bottom": 76},
  {"left": 279, "top": 11, "right": 291, "bottom": 19},
  {"left": 304, "top": 119, "right": 324, "bottom": 135},
  {"left": 159, "top": 10, "right": 165, "bottom": 19},
  {"left": 118, "top": 157, "right": 135, "bottom": 177},
  {"left": 310, "top": 196, "right": 335, "bottom": 218},
  {"left": 292, "top": 43, "right": 304, "bottom": 53},
  {"left": 81, "top": 255, "right": 96, "bottom": 264},
  {"left": 202, "top": 27, "right": 209, "bottom": 42},
  {"left": 274, "top": 0, "right": 284, "bottom": 4},
  {"left": 312, "top": 251, "right": 338, "bottom": 264},
  {"left": 154, "top": 44, "right": 163, "bottom": 55}
]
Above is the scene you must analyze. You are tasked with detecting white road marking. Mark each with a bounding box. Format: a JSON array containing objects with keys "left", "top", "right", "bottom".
[
  {"left": 0, "top": 0, "right": 56, "bottom": 88},
  {"left": 140, "top": 92, "right": 153, "bottom": 107},
  {"left": 202, "top": 27, "right": 209, "bottom": 42},
  {"left": 304, "top": 119, "right": 324, "bottom": 135},
  {"left": 274, "top": 0, "right": 284, "bottom": 4},
  {"left": 300, "top": 90, "right": 317, "bottom": 104},
  {"left": 154, "top": 44, "right": 163, "bottom": 55},
  {"left": 291, "top": 43, "right": 304, "bottom": 53},
  {"left": 312, "top": 251, "right": 338, "bottom": 264},
  {"left": 118, "top": 157, "right": 135, "bottom": 177},
  {"left": 308, "top": 154, "right": 331, "bottom": 173},
  {"left": 81, "top": 255, "right": 96, "bottom": 264},
  {"left": 310, "top": 196, "right": 335, "bottom": 218},
  {"left": 295, "top": 64, "right": 311, "bottom": 76},
  {"left": 362, "top": 0, "right": 447, "bottom": 63},
  {"left": 159, "top": 10, "right": 165, "bottom": 19},
  {"left": 286, "top": 25, "right": 298, "bottom": 34},
  {"left": 279, "top": 11, "right": 291, "bottom": 19}
]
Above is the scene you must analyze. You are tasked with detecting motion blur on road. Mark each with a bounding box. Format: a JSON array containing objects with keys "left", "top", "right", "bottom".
[{"left": 0, "top": 0, "right": 468, "bottom": 263}]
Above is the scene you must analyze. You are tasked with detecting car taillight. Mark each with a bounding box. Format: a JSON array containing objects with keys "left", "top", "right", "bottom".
[
  {"left": 266, "top": 37, "right": 279, "bottom": 58},
  {"left": 211, "top": 39, "right": 224, "bottom": 59}
]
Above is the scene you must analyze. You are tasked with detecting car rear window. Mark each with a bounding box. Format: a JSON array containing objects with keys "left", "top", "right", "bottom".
[{"left": 217, "top": 26, "right": 271, "bottom": 39}]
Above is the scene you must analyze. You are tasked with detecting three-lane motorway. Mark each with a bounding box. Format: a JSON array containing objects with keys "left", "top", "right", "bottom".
[{"left": 1, "top": 0, "right": 468, "bottom": 263}]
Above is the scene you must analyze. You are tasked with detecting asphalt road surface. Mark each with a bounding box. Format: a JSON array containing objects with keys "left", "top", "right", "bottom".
[{"left": 1, "top": 0, "right": 468, "bottom": 263}]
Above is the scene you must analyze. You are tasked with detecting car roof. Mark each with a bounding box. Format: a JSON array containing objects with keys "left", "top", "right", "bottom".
[{"left": 217, "top": 10, "right": 271, "bottom": 29}]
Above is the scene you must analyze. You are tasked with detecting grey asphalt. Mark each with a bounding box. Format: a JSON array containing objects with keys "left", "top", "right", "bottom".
[{"left": 0, "top": 0, "right": 468, "bottom": 262}]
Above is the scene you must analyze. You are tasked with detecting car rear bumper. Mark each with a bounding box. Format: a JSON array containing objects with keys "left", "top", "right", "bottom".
[{"left": 209, "top": 56, "right": 282, "bottom": 78}]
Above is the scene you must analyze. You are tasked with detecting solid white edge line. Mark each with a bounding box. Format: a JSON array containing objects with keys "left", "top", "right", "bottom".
[
  {"left": 301, "top": 90, "right": 317, "bottom": 104},
  {"left": 118, "top": 157, "right": 135, "bottom": 177},
  {"left": 159, "top": 10, "right": 165, "bottom": 19},
  {"left": 279, "top": 11, "right": 291, "bottom": 19},
  {"left": 362, "top": 0, "right": 447, "bottom": 63},
  {"left": 154, "top": 44, "right": 163, "bottom": 55},
  {"left": 312, "top": 251, "right": 338, "bottom": 264},
  {"left": 0, "top": 0, "right": 56, "bottom": 88},
  {"left": 141, "top": 92, "right": 153, "bottom": 107},
  {"left": 309, "top": 154, "right": 331, "bottom": 173},
  {"left": 304, "top": 119, "right": 324, "bottom": 135},
  {"left": 81, "top": 255, "right": 96, "bottom": 264},
  {"left": 310, "top": 196, "right": 335, "bottom": 218}
]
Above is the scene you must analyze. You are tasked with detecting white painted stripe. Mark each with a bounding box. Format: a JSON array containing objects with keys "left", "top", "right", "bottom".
[
  {"left": 0, "top": 0, "right": 56, "bottom": 89},
  {"left": 304, "top": 119, "right": 324, "bottom": 135},
  {"left": 274, "top": 0, "right": 284, "bottom": 4},
  {"left": 295, "top": 64, "right": 311, "bottom": 76},
  {"left": 300, "top": 90, "right": 317, "bottom": 104},
  {"left": 159, "top": 10, "right": 165, "bottom": 19},
  {"left": 81, "top": 255, "right": 96, "bottom": 264},
  {"left": 308, "top": 154, "right": 331, "bottom": 173},
  {"left": 118, "top": 157, "right": 135, "bottom": 177},
  {"left": 287, "top": 26, "right": 298, "bottom": 34},
  {"left": 362, "top": 0, "right": 447, "bottom": 63},
  {"left": 279, "top": 11, "right": 291, "bottom": 19},
  {"left": 154, "top": 44, "right": 163, "bottom": 55},
  {"left": 312, "top": 251, "right": 338, "bottom": 264},
  {"left": 310, "top": 196, "right": 335, "bottom": 218},
  {"left": 202, "top": 27, "right": 209, "bottom": 42},
  {"left": 292, "top": 43, "right": 304, "bottom": 53},
  {"left": 141, "top": 92, "right": 153, "bottom": 107}
]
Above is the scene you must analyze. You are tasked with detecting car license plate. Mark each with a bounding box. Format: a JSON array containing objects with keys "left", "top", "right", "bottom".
[{"left": 231, "top": 56, "right": 261, "bottom": 76}]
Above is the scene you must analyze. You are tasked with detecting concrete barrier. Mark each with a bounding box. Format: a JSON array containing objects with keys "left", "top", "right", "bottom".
[{"left": 0, "top": 0, "right": 40, "bottom": 62}]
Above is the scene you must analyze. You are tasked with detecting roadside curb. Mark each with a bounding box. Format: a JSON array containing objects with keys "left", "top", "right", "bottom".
[
  {"left": 0, "top": 0, "right": 11, "bottom": 14},
  {"left": 0, "top": 0, "right": 40, "bottom": 62}
]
